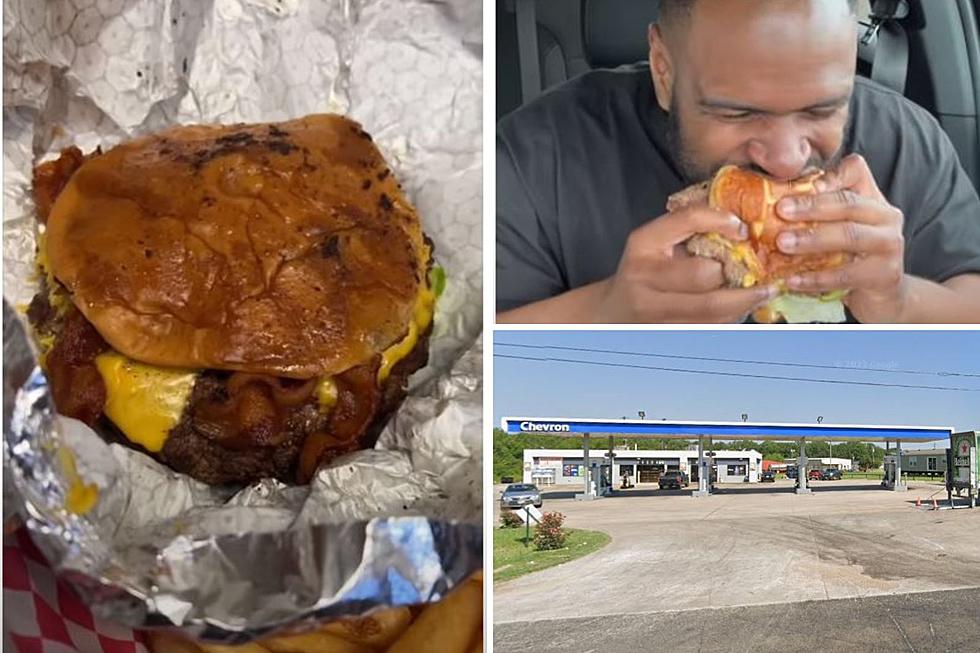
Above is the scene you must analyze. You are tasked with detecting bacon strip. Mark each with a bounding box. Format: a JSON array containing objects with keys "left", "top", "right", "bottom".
[
  {"left": 44, "top": 308, "right": 109, "bottom": 425},
  {"left": 32, "top": 147, "right": 87, "bottom": 224},
  {"left": 298, "top": 358, "right": 382, "bottom": 483},
  {"left": 192, "top": 374, "right": 317, "bottom": 450}
]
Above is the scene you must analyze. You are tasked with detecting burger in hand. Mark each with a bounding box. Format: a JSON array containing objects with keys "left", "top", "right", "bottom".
[{"left": 668, "top": 165, "right": 851, "bottom": 323}]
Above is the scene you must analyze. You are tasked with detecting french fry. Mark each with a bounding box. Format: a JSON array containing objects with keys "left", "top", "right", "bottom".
[
  {"left": 260, "top": 630, "right": 374, "bottom": 653},
  {"left": 147, "top": 632, "right": 206, "bottom": 653},
  {"left": 320, "top": 606, "right": 413, "bottom": 649},
  {"left": 386, "top": 581, "right": 483, "bottom": 653},
  {"left": 467, "top": 569, "right": 485, "bottom": 652},
  {"left": 149, "top": 572, "right": 485, "bottom": 653},
  {"left": 198, "top": 643, "right": 271, "bottom": 653}
]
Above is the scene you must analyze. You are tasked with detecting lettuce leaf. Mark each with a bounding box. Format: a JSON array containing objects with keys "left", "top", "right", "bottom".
[
  {"left": 429, "top": 265, "right": 447, "bottom": 298},
  {"left": 768, "top": 291, "right": 847, "bottom": 324}
]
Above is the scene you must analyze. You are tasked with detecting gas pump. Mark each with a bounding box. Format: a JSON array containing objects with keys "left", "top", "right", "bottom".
[
  {"left": 883, "top": 455, "right": 897, "bottom": 489},
  {"left": 602, "top": 450, "right": 617, "bottom": 496},
  {"left": 590, "top": 461, "right": 613, "bottom": 497}
]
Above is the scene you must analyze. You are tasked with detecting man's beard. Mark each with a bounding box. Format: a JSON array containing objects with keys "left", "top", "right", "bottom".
[{"left": 664, "top": 94, "right": 847, "bottom": 183}]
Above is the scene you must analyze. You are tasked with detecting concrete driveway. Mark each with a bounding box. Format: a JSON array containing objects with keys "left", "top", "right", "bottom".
[{"left": 494, "top": 480, "right": 980, "bottom": 651}]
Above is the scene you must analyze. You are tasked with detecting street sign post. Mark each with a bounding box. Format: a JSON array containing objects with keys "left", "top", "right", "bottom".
[
  {"left": 517, "top": 505, "right": 543, "bottom": 546},
  {"left": 525, "top": 507, "right": 529, "bottom": 547}
]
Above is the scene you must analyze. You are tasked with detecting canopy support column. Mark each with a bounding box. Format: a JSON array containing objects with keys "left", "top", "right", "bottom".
[
  {"left": 576, "top": 432, "right": 594, "bottom": 500},
  {"left": 796, "top": 437, "right": 811, "bottom": 494},
  {"left": 893, "top": 439, "right": 907, "bottom": 491},
  {"left": 693, "top": 434, "right": 711, "bottom": 497}
]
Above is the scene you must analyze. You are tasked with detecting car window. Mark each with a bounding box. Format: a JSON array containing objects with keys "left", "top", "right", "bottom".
[{"left": 507, "top": 484, "right": 535, "bottom": 491}]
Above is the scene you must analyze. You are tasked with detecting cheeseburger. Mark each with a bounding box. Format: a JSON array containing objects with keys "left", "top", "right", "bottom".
[
  {"left": 667, "top": 165, "right": 850, "bottom": 323},
  {"left": 27, "top": 114, "right": 438, "bottom": 485}
]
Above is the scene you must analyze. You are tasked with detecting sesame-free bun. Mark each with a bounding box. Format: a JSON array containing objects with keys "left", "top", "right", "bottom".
[{"left": 45, "top": 114, "right": 428, "bottom": 378}]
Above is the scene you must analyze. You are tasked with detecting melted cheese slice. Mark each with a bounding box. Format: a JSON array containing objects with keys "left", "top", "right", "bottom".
[
  {"left": 378, "top": 280, "right": 437, "bottom": 383},
  {"left": 95, "top": 352, "right": 197, "bottom": 453},
  {"left": 57, "top": 445, "right": 98, "bottom": 515},
  {"left": 316, "top": 377, "right": 338, "bottom": 409},
  {"left": 703, "top": 233, "right": 763, "bottom": 288}
]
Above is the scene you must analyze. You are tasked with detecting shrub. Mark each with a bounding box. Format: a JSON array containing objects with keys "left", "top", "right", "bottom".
[
  {"left": 533, "top": 511, "right": 567, "bottom": 550},
  {"left": 500, "top": 511, "right": 523, "bottom": 529}
]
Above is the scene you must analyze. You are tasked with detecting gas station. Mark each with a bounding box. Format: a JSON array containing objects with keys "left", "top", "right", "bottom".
[{"left": 501, "top": 417, "right": 955, "bottom": 499}]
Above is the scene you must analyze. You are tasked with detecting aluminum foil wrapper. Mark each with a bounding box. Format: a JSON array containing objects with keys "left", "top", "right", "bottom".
[{"left": 2, "top": 0, "right": 482, "bottom": 641}]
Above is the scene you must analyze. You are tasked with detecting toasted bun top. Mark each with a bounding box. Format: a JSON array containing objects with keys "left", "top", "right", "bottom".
[
  {"left": 708, "top": 165, "right": 847, "bottom": 282},
  {"left": 45, "top": 114, "right": 428, "bottom": 378}
]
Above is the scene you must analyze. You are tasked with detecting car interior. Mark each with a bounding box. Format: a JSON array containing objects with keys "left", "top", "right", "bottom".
[{"left": 497, "top": 0, "right": 980, "bottom": 192}]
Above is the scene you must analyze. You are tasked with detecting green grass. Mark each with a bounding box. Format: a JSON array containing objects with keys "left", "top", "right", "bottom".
[
  {"left": 493, "top": 527, "right": 611, "bottom": 583},
  {"left": 842, "top": 471, "right": 884, "bottom": 480}
]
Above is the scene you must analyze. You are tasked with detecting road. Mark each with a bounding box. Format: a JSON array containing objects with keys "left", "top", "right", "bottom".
[{"left": 495, "top": 587, "right": 980, "bottom": 653}]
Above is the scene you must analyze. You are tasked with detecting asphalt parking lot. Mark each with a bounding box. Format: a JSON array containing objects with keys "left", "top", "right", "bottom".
[{"left": 494, "top": 480, "right": 980, "bottom": 652}]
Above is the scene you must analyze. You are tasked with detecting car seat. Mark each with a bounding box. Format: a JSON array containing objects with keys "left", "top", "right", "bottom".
[{"left": 497, "top": 0, "right": 980, "bottom": 189}]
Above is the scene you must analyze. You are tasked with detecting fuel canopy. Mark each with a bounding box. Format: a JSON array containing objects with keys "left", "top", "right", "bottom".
[{"left": 501, "top": 417, "right": 953, "bottom": 443}]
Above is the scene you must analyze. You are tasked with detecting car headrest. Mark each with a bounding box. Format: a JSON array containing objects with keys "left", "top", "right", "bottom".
[{"left": 582, "top": 0, "right": 661, "bottom": 68}]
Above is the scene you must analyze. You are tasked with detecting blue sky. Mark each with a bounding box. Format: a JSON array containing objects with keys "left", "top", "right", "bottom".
[{"left": 493, "top": 331, "right": 980, "bottom": 447}]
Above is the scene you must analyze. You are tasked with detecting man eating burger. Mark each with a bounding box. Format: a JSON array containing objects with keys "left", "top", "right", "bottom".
[{"left": 496, "top": 0, "right": 980, "bottom": 323}]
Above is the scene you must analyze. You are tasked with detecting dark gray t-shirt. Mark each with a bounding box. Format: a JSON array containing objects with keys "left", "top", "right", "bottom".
[{"left": 496, "top": 65, "right": 980, "bottom": 318}]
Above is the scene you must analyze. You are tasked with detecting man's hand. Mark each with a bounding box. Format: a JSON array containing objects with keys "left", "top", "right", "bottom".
[
  {"left": 775, "top": 154, "right": 908, "bottom": 322},
  {"left": 596, "top": 205, "right": 776, "bottom": 323}
]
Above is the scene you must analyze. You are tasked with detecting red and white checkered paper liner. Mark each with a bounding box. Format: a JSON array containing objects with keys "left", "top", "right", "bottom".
[{"left": 3, "top": 529, "right": 149, "bottom": 653}]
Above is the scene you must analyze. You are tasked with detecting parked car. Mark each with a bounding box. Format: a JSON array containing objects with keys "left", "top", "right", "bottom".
[
  {"left": 500, "top": 476, "right": 514, "bottom": 484},
  {"left": 500, "top": 483, "right": 542, "bottom": 509},
  {"left": 808, "top": 469, "right": 825, "bottom": 481},
  {"left": 760, "top": 470, "right": 776, "bottom": 483},
  {"left": 658, "top": 471, "right": 690, "bottom": 490},
  {"left": 822, "top": 468, "right": 843, "bottom": 481}
]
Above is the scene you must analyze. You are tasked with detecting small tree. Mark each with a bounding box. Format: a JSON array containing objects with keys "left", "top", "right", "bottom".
[
  {"left": 500, "top": 511, "right": 523, "bottom": 529},
  {"left": 533, "top": 511, "right": 567, "bottom": 550}
]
